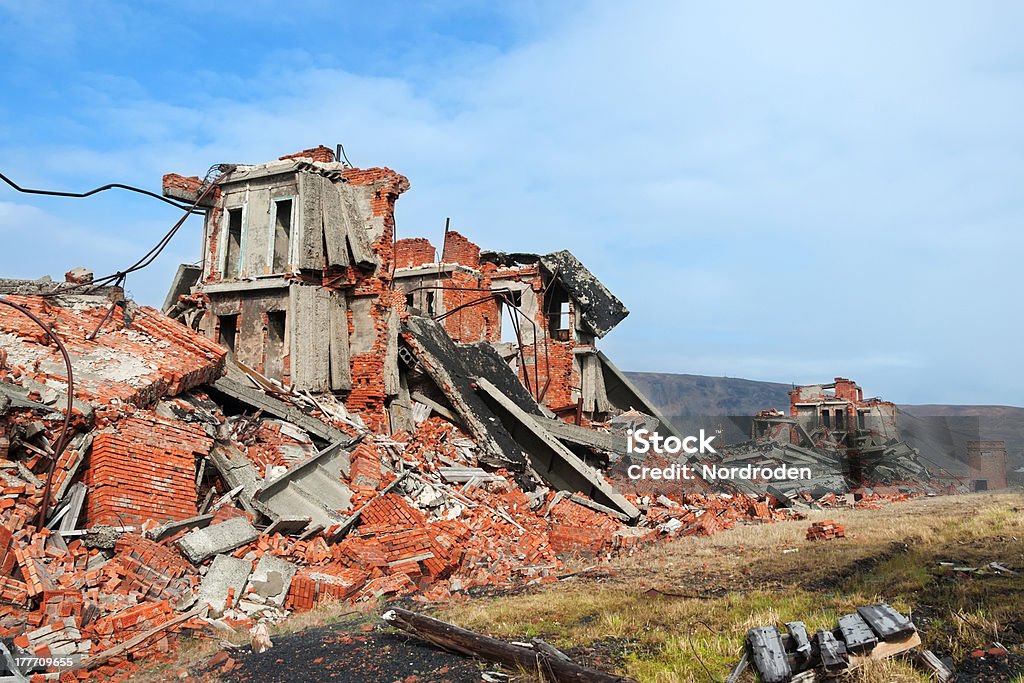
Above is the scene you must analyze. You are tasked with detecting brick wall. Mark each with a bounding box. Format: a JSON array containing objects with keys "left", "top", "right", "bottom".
[
  {"left": 85, "top": 413, "right": 212, "bottom": 526},
  {"left": 440, "top": 269, "right": 499, "bottom": 344},
  {"left": 394, "top": 238, "right": 436, "bottom": 269},
  {"left": 967, "top": 440, "right": 1008, "bottom": 490},
  {"left": 279, "top": 145, "right": 336, "bottom": 163},
  {"left": 441, "top": 231, "right": 480, "bottom": 267},
  {"left": 339, "top": 166, "right": 410, "bottom": 426}
]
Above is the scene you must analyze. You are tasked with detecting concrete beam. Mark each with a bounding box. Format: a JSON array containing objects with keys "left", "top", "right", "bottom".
[
  {"left": 535, "top": 417, "right": 626, "bottom": 455},
  {"left": 176, "top": 517, "right": 259, "bottom": 564},
  {"left": 597, "top": 351, "right": 683, "bottom": 440},
  {"left": 474, "top": 377, "right": 640, "bottom": 521},
  {"left": 253, "top": 437, "right": 356, "bottom": 536},
  {"left": 402, "top": 316, "right": 527, "bottom": 469},
  {"left": 210, "top": 374, "right": 345, "bottom": 445}
]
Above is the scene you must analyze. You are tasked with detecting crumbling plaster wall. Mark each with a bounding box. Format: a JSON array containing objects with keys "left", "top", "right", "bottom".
[{"left": 178, "top": 150, "right": 410, "bottom": 413}]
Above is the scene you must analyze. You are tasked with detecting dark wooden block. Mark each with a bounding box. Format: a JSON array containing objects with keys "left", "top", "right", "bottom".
[
  {"left": 857, "top": 603, "right": 917, "bottom": 641},
  {"left": 816, "top": 630, "right": 849, "bottom": 672},
  {"left": 747, "top": 626, "right": 792, "bottom": 683},
  {"left": 838, "top": 612, "right": 878, "bottom": 654}
]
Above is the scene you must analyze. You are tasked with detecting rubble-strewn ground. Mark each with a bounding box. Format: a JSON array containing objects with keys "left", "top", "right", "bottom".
[{"left": 142, "top": 491, "right": 1023, "bottom": 682}]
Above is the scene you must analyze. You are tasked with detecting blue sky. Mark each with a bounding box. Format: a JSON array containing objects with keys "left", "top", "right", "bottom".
[{"left": 1, "top": 1, "right": 1021, "bottom": 405}]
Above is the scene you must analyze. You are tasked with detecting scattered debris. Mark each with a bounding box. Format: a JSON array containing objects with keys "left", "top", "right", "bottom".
[
  {"left": 740, "top": 604, "right": 923, "bottom": 681},
  {"left": 806, "top": 520, "right": 846, "bottom": 541}
]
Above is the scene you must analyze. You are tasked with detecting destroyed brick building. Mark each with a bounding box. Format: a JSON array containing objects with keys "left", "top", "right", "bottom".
[
  {"left": 683, "top": 378, "right": 959, "bottom": 507},
  {"left": 0, "top": 147, "right": 957, "bottom": 679},
  {"left": 162, "top": 146, "right": 676, "bottom": 436},
  {"left": 967, "top": 439, "right": 1008, "bottom": 491},
  {"left": 787, "top": 377, "right": 899, "bottom": 446}
]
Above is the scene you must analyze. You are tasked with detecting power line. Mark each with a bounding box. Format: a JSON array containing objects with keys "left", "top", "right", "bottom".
[{"left": 0, "top": 171, "right": 204, "bottom": 213}]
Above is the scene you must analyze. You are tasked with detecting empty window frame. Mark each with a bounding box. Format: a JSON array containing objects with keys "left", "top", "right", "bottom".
[
  {"left": 545, "top": 283, "right": 571, "bottom": 340},
  {"left": 271, "top": 198, "right": 294, "bottom": 273},
  {"left": 499, "top": 289, "right": 524, "bottom": 343},
  {"left": 222, "top": 207, "right": 245, "bottom": 279},
  {"left": 820, "top": 409, "right": 832, "bottom": 429},
  {"left": 265, "top": 311, "right": 287, "bottom": 382},
  {"left": 218, "top": 314, "right": 239, "bottom": 355}
]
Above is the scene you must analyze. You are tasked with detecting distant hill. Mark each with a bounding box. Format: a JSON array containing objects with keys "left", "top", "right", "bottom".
[
  {"left": 624, "top": 372, "right": 792, "bottom": 417},
  {"left": 625, "top": 371, "right": 1024, "bottom": 472}
]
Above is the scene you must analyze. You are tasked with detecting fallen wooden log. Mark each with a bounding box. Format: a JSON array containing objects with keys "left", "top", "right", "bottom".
[
  {"left": 914, "top": 649, "right": 954, "bottom": 682},
  {"left": 382, "top": 607, "right": 638, "bottom": 683}
]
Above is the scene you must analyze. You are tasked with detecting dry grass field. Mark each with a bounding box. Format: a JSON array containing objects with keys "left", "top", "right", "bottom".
[{"left": 439, "top": 491, "right": 1024, "bottom": 682}]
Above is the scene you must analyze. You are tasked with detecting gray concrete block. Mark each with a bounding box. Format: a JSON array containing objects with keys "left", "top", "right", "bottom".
[
  {"left": 245, "top": 554, "right": 297, "bottom": 607},
  {"left": 198, "top": 554, "right": 253, "bottom": 616},
  {"left": 176, "top": 517, "right": 259, "bottom": 564}
]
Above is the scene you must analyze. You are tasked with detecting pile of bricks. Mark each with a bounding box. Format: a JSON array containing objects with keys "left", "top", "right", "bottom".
[
  {"left": 0, "top": 277, "right": 935, "bottom": 681},
  {"left": 806, "top": 520, "right": 847, "bottom": 541},
  {"left": 86, "top": 413, "right": 210, "bottom": 527}
]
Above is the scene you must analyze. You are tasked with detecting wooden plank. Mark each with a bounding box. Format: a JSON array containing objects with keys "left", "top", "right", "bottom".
[
  {"left": 857, "top": 603, "right": 916, "bottom": 641},
  {"left": 437, "top": 467, "right": 502, "bottom": 483},
  {"left": 816, "top": 630, "right": 848, "bottom": 672},
  {"left": 746, "top": 626, "right": 791, "bottom": 683},
  {"left": 382, "top": 607, "right": 639, "bottom": 683},
  {"left": 914, "top": 649, "right": 953, "bottom": 682},
  {"left": 297, "top": 172, "right": 325, "bottom": 270},
  {"left": 69, "top": 605, "right": 208, "bottom": 672},
  {"left": 321, "top": 179, "right": 350, "bottom": 268},
  {"left": 531, "top": 638, "right": 572, "bottom": 663},
  {"left": 328, "top": 289, "right": 352, "bottom": 391},
  {"left": 850, "top": 631, "right": 921, "bottom": 664},
  {"left": 838, "top": 613, "right": 878, "bottom": 654}
]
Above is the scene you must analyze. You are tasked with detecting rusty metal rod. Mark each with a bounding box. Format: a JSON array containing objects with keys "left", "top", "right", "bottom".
[{"left": 0, "top": 297, "right": 76, "bottom": 531}]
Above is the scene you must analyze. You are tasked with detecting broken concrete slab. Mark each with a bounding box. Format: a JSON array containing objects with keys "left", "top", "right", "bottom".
[
  {"left": 456, "top": 341, "right": 544, "bottom": 417},
  {"left": 210, "top": 373, "right": 346, "bottom": 445},
  {"left": 198, "top": 554, "right": 253, "bottom": 616},
  {"left": 207, "top": 440, "right": 262, "bottom": 513},
  {"left": 402, "top": 316, "right": 528, "bottom": 469},
  {"left": 245, "top": 554, "right": 297, "bottom": 608},
  {"left": 148, "top": 514, "right": 215, "bottom": 542},
  {"left": 176, "top": 517, "right": 259, "bottom": 564},
  {"left": 538, "top": 250, "right": 628, "bottom": 339},
  {"left": 162, "top": 263, "right": 202, "bottom": 314},
  {"left": 252, "top": 437, "right": 356, "bottom": 535},
  {"left": 596, "top": 351, "right": 683, "bottom": 441},
  {"left": 474, "top": 377, "right": 640, "bottom": 521}
]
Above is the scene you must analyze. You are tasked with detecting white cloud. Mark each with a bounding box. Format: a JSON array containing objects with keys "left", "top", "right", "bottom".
[{"left": 2, "top": 1, "right": 1022, "bottom": 403}]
